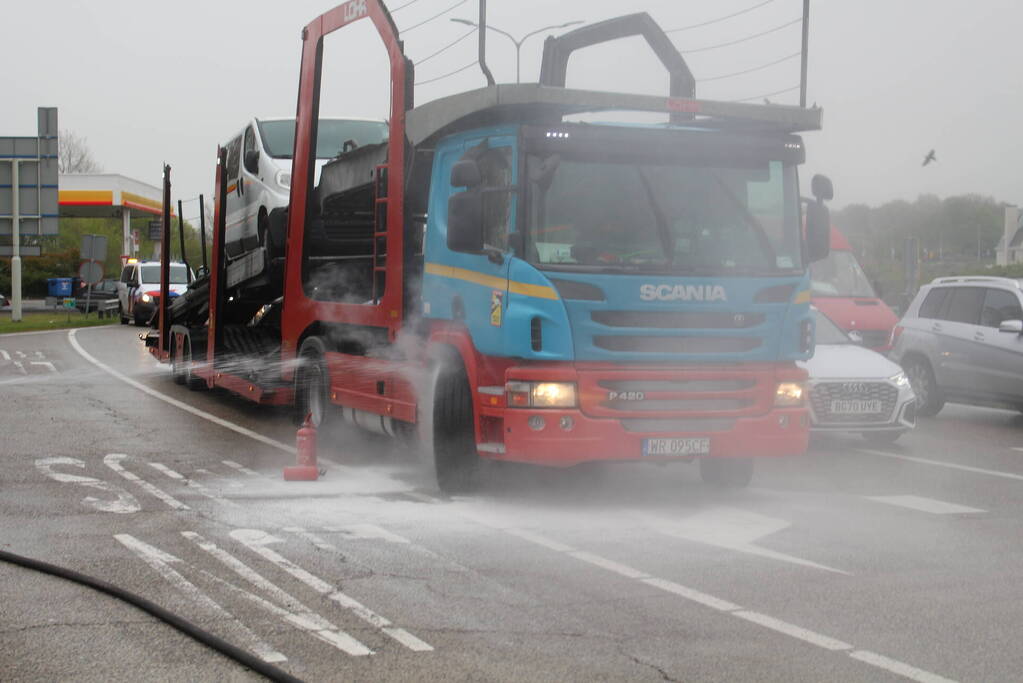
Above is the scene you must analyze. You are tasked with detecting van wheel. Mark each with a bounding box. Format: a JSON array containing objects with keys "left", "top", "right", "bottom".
[
  {"left": 903, "top": 358, "right": 944, "bottom": 417},
  {"left": 295, "top": 337, "right": 333, "bottom": 429},
  {"left": 699, "top": 457, "right": 753, "bottom": 488},
  {"left": 432, "top": 357, "right": 480, "bottom": 494}
]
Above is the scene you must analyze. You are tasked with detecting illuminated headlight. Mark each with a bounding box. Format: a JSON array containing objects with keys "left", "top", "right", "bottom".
[
  {"left": 775, "top": 381, "right": 805, "bottom": 406},
  {"left": 140, "top": 294, "right": 153, "bottom": 303},
  {"left": 506, "top": 381, "right": 577, "bottom": 408},
  {"left": 275, "top": 170, "right": 291, "bottom": 189},
  {"left": 890, "top": 371, "right": 910, "bottom": 388}
]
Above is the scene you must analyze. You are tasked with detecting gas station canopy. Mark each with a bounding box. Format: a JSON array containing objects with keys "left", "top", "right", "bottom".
[{"left": 58, "top": 173, "right": 166, "bottom": 218}]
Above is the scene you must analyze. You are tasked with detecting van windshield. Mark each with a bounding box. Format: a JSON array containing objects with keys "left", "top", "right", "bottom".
[
  {"left": 140, "top": 264, "right": 190, "bottom": 285},
  {"left": 258, "top": 119, "right": 389, "bottom": 160},
  {"left": 810, "top": 249, "right": 876, "bottom": 297}
]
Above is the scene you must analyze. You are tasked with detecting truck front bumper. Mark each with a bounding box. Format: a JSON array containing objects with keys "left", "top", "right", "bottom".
[{"left": 495, "top": 407, "right": 809, "bottom": 467}]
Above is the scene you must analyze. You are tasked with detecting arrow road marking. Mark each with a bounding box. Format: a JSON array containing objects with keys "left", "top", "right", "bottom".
[
  {"left": 633, "top": 507, "right": 850, "bottom": 575},
  {"left": 29, "top": 361, "right": 57, "bottom": 373},
  {"left": 104, "top": 454, "right": 189, "bottom": 511}
]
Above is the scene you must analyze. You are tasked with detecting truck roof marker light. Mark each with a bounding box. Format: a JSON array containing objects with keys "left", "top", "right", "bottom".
[{"left": 545, "top": 131, "right": 569, "bottom": 139}]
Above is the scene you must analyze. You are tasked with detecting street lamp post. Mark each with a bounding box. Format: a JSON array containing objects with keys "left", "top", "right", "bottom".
[{"left": 451, "top": 18, "right": 583, "bottom": 84}]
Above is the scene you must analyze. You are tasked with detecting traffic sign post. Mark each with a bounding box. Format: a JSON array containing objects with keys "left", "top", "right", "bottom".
[
  {"left": 78, "top": 233, "right": 107, "bottom": 317},
  {"left": 1, "top": 107, "right": 58, "bottom": 322}
]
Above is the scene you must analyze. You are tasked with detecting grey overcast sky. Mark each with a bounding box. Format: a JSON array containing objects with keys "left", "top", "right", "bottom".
[{"left": 2, "top": 0, "right": 1020, "bottom": 219}]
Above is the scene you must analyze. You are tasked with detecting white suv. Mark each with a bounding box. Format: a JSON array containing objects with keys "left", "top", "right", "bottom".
[{"left": 889, "top": 276, "right": 1023, "bottom": 416}]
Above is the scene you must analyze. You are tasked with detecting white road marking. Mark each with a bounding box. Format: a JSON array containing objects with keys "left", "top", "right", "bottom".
[
  {"left": 34, "top": 457, "right": 141, "bottom": 514},
  {"left": 182, "top": 532, "right": 372, "bottom": 656},
  {"left": 322, "top": 524, "right": 412, "bottom": 544},
  {"left": 483, "top": 522, "right": 956, "bottom": 682},
  {"left": 150, "top": 462, "right": 240, "bottom": 508},
  {"left": 0, "top": 350, "right": 9, "bottom": 361},
  {"left": 230, "top": 529, "right": 433, "bottom": 652},
  {"left": 34, "top": 351, "right": 44, "bottom": 359},
  {"left": 115, "top": 534, "right": 287, "bottom": 664},
  {"left": 29, "top": 361, "right": 57, "bottom": 373},
  {"left": 859, "top": 448, "right": 1023, "bottom": 482},
  {"left": 865, "top": 495, "right": 985, "bottom": 515},
  {"left": 850, "top": 650, "right": 959, "bottom": 683},
  {"left": 12, "top": 361, "right": 26, "bottom": 374},
  {"left": 403, "top": 491, "right": 440, "bottom": 504},
  {"left": 634, "top": 508, "right": 849, "bottom": 575},
  {"left": 222, "top": 460, "right": 260, "bottom": 477},
  {"left": 104, "top": 454, "right": 189, "bottom": 511},
  {"left": 733, "top": 611, "right": 852, "bottom": 651},
  {"left": 15, "top": 350, "right": 26, "bottom": 358},
  {"left": 501, "top": 528, "right": 576, "bottom": 553},
  {"left": 68, "top": 329, "right": 299, "bottom": 456}
]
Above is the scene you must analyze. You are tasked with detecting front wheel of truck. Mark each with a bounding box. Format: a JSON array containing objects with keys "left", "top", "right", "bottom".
[
  {"left": 699, "top": 456, "right": 753, "bottom": 488},
  {"left": 431, "top": 357, "right": 480, "bottom": 495}
]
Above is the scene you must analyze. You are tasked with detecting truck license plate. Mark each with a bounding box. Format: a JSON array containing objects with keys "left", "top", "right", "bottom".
[
  {"left": 830, "top": 399, "right": 883, "bottom": 414},
  {"left": 643, "top": 438, "right": 710, "bottom": 457}
]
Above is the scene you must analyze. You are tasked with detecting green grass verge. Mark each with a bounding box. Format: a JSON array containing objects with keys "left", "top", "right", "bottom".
[{"left": 0, "top": 310, "right": 120, "bottom": 334}]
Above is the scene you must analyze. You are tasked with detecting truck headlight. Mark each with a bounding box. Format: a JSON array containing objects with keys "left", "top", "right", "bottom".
[
  {"left": 275, "top": 170, "right": 291, "bottom": 189},
  {"left": 506, "top": 381, "right": 577, "bottom": 408},
  {"left": 889, "top": 371, "right": 910, "bottom": 388},
  {"left": 140, "top": 294, "right": 153, "bottom": 303},
  {"left": 775, "top": 382, "right": 804, "bottom": 406}
]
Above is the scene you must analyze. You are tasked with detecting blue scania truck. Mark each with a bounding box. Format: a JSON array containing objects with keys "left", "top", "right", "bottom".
[{"left": 153, "top": 1, "right": 833, "bottom": 493}]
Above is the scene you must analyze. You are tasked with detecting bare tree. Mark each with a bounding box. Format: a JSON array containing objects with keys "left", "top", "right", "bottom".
[{"left": 58, "top": 129, "right": 102, "bottom": 174}]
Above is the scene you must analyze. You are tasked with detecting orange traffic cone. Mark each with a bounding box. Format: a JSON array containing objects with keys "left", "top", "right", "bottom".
[{"left": 284, "top": 414, "right": 320, "bottom": 481}]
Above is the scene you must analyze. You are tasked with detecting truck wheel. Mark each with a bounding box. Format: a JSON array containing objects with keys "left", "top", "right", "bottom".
[
  {"left": 295, "top": 337, "right": 333, "bottom": 429},
  {"left": 699, "top": 457, "right": 753, "bottom": 488},
  {"left": 171, "top": 337, "right": 186, "bottom": 385},
  {"left": 183, "top": 335, "right": 206, "bottom": 391},
  {"left": 432, "top": 358, "right": 480, "bottom": 494},
  {"left": 903, "top": 357, "right": 944, "bottom": 417}
]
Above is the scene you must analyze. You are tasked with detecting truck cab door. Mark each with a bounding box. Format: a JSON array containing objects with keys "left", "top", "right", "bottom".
[{"left": 426, "top": 135, "right": 516, "bottom": 356}]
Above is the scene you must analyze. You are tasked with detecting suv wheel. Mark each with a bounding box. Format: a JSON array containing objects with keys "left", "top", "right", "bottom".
[{"left": 904, "top": 358, "right": 944, "bottom": 417}]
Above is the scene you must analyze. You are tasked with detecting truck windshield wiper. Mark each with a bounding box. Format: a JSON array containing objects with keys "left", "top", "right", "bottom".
[
  {"left": 636, "top": 168, "right": 674, "bottom": 264},
  {"left": 710, "top": 172, "right": 776, "bottom": 267}
]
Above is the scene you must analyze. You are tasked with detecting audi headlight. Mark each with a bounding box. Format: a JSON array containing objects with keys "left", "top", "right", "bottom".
[
  {"left": 275, "top": 169, "right": 291, "bottom": 189},
  {"left": 890, "top": 371, "right": 910, "bottom": 388},
  {"left": 775, "top": 381, "right": 805, "bottom": 406},
  {"left": 506, "top": 381, "right": 577, "bottom": 408},
  {"left": 140, "top": 294, "right": 153, "bottom": 303}
]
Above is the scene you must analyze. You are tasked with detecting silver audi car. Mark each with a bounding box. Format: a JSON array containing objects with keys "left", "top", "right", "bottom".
[{"left": 803, "top": 309, "right": 917, "bottom": 444}]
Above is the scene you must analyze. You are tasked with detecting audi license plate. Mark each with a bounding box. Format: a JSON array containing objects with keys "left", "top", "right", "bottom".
[
  {"left": 830, "top": 399, "right": 883, "bottom": 414},
  {"left": 643, "top": 437, "right": 710, "bottom": 458}
]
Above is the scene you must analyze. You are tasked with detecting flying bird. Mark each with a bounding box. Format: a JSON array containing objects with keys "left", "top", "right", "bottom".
[{"left": 922, "top": 149, "right": 937, "bottom": 166}]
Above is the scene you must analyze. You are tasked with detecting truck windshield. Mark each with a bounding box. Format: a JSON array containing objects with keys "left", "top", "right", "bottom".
[
  {"left": 527, "top": 156, "right": 802, "bottom": 275},
  {"left": 810, "top": 249, "right": 877, "bottom": 297},
  {"left": 258, "top": 119, "right": 389, "bottom": 160}
]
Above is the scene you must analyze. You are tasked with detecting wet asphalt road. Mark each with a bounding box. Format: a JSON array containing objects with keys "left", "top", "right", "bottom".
[{"left": 3, "top": 325, "right": 1023, "bottom": 682}]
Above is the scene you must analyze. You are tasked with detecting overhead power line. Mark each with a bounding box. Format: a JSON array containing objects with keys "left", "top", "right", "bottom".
[
  {"left": 679, "top": 17, "right": 801, "bottom": 54},
  {"left": 390, "top": 0, "right": 426, "bottom": 13},
  {"left": 698, "top": 51, "right": 800, "bottom": 82},
  {"left": 734, "top": 84, "right": 800, "bottom": 103},
  {"left": 665, "top": 0, "right": 775, "bottom": 34},
  {"left": 399, "top": 0, "right": 468, "bottom": 34},
  {"left": 414, "top": 27, "right": 477, "bottom": 66},
  {"left": 416, "top": 60, "right": 478, "bottom": 85}
]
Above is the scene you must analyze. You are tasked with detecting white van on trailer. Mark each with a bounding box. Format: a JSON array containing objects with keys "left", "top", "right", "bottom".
[{"left": 221, "top": 116, "right": 388, "bottom": 289}]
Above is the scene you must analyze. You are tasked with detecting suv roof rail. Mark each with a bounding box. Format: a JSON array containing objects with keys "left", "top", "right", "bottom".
[{"left": 932, "top": 275, "right": 1022, "bottom": 287}]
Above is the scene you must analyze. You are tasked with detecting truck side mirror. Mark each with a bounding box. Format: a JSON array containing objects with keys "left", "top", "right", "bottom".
[
  {"left": 811, "top": 174, "right": 833, "bottom": 202},
  {"left": 805, "top": 201, "right": 830, "bottom": 263},
  {"left": 447, "top": 191, "right": 483, "bottom": 253},
  {"left": 244, "top": 149, "right": 260, "bottom": 175},
  {"left": 450, "top": 159, "right": 481, "bottom": 188}
]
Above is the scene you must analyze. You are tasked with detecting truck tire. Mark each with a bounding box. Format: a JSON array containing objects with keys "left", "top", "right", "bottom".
[
  {"left": 183, "top": 334, "right": 206, "bottom": 391},
  {"left": 903, "top": 357, "right": 944, "bottom": 417},
  {"left": 432, "top": 357, "right": 480, "bottom": 494},
  {"left": 294, "top": 337, "right": 333, "bottom": 429},
  {"left": 699, "top": 456, "right": 753, "bottom": 488}
]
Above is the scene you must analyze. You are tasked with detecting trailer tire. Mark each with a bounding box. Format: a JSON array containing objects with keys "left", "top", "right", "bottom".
[
  {"left": 431, "top": 357, "right": 480, "bottom": 494},
  {"left": 699, "top": 456, "right": 753, "bottom": 488},
  {"left": 171, "top": 336, "right": 186, "bottom": 385},
  {"left": 295, "top": 337, "right": 334, "bottom": 430},
  {"left": 183, "top": 335, "right": 206, "bottom": 391}
]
